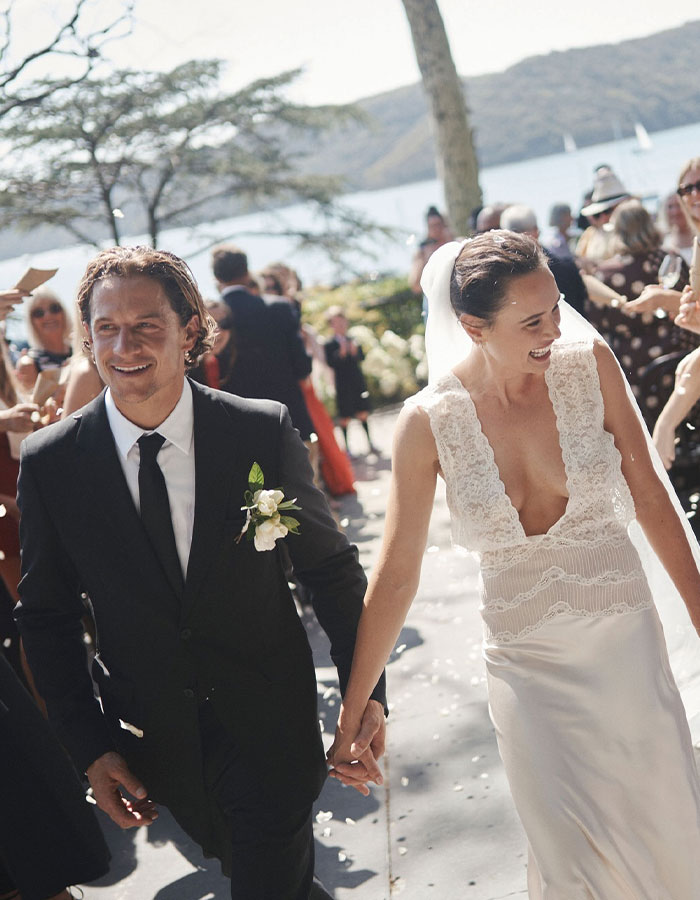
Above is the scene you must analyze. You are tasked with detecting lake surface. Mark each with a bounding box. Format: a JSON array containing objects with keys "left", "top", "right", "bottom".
[{"left": 2, "top": 119, "right": 700, "bottom": 341}]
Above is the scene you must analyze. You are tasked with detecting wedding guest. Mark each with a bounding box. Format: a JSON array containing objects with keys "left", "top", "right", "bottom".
[
  {"left": 659, "top": 191, "right": 695, "bottom": 264},
  {"left": 594, "top": 199, "right": 694, "bottom": 425},
  {"left": 211, "top": 244, "right": 314, "bottom": 441},
  {"left": 625, "top": 158, "right": 700, "bottom": 318},
  {"left": 576, "top": 169, "right": 629, "bottom": 268},
  {"left": 543, "top": 203, "right": 574, "bottom": 260},
  {"left": 15, "top": 245, "right": 386, "bottom": 900},
  {"left": 259, "top": 263, "right": 303, "bottom": 322},
  {"left": 474, "top": 204, "right": 505, "bottom": 233},
  {"left": 653, "top": 345, "right": 700, "bottom": 471},
  {"left": 0, "top": 295, "right": 42, "bottom": 699},
  {"left": 324, "top": 307, "right": 375, "bottom": 455},
  {"left": 189, "top": 300, "right": 235, "bottom": 390},
  {"left": 409, "top": 206, "right": 454, "bottom": 296},
  {"left": 23, "top": 288, "right": 72, "bottom": 381},
  {"left": 500, "top": 205, "right": 588, "bottom": 317}
]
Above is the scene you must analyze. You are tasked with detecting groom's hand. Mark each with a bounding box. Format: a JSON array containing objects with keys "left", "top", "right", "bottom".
[
  {"left": 87, "top": 751, "right": 158, "bottom": 828},
  {"left": 327, "top": 699, "right": 386, "bottom": 796}
]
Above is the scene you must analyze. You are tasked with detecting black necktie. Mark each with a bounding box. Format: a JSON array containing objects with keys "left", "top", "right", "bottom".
[{"left": 137, "top": 433, "right": 184, "bottom": 595}]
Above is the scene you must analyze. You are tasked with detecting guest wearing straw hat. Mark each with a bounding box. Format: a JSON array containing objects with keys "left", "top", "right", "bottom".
[{"left": 576, "top": 170, "right": 629, "bottom": 266}]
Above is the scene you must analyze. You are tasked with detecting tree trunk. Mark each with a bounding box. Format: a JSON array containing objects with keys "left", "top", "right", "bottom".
[{"left": 401, "top": 0, "right": 481, "bottom": 233}]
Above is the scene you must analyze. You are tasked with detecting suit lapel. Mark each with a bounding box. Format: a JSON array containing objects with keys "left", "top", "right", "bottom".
[
  {"left": 183, "top": 382, "right": 237, "bottom": 612},
  {"left": 75, "top": 394, "right": 184, "bottom": 609}
]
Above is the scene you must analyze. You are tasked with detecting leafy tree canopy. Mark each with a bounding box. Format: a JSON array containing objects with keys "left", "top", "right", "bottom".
[{"left": 0, "top": 58, "right": 387, "bottom": 264}]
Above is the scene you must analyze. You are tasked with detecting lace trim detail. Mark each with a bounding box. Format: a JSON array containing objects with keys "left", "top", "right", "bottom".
[
  {"left": 484, "top": 565, "right": 646, "bottom": 613},
  {"left": 486, "top": 600, "right": 654, "bottom": 644},
  {"left": 479, "top": 530, "right": 631, "bottom": 579}
]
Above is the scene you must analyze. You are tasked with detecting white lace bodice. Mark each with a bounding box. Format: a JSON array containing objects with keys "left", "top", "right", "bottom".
[{"left": 407, "top": 339, "right": 652, "bottom": 642}]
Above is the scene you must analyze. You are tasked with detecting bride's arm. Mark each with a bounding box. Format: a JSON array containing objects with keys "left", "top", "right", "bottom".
[
  {"left": 594, "top": 340, "right": 700, "bottom": 631},
  {"left": 328, "top": 403, "right": 439, "bottom": 776}
]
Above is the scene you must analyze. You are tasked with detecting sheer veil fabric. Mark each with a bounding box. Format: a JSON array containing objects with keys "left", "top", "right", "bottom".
[{"left": 421, "top": 239, "right": 700, "bottom": 739}]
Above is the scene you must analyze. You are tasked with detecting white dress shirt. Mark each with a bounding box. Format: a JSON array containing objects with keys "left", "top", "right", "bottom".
[{"left": 105, "top": 380, "right": 195, "bottom": 578}]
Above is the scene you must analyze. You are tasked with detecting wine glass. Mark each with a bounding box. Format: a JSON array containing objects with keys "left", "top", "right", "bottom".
[{"left": 658, "top": 254, "right": 683, "bottom": 290}]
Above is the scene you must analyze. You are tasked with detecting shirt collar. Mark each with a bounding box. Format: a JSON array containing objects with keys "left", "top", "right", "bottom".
[
  {"left": 105, "top": 379, "right": 194, "bottom": 460},
  {"left": 220, "top": 284, "right": 247, "bottom": 297}
]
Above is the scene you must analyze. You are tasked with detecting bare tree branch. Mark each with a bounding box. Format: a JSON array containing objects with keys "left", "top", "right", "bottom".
[{"left": 0, "top": 0, "right": 133, "bottom": 117}]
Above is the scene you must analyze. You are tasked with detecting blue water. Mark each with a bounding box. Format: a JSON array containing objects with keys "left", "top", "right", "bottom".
[{"left": 2, "top": 119, "right": 699, "bottom": 341}]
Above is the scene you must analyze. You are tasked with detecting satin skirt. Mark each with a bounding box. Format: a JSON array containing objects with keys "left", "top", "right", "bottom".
[{"left": 484, "top": 606, "right": 700, "bottom": 899}]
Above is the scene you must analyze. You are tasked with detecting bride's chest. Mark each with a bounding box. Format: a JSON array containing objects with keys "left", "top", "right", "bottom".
[{"left": 477, "top": 402, "right": 568, "bottom": 506}]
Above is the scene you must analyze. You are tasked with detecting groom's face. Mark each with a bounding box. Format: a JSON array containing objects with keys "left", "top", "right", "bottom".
[{"left": 87, "top": 275, "right": 198, "bottom": 429}]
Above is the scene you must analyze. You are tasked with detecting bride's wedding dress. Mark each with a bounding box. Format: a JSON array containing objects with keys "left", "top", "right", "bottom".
[{"left": 408, "top": 338, "right": 700, "bottom": 898}]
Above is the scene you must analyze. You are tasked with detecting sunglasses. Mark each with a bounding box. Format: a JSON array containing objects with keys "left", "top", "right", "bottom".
[
  {"left": 677, "top": 180, "right": 700, "bottom": 198},
  {"left": 30, "top": 302, "right": 63, "bottom": 319}
]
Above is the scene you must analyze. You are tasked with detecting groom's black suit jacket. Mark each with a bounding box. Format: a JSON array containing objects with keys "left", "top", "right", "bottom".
[{"left": 16, "top": 380, "right": 384, "bottom": 864}]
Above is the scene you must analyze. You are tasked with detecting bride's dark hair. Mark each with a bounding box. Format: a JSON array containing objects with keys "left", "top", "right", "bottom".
[{"left": 450, "top": 230, "right": 547, "bottom": 324}]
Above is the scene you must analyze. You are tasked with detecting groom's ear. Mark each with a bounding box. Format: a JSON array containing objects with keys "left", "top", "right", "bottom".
[{"left": 459, "top": 313, "right": 488, "bottom": 345}]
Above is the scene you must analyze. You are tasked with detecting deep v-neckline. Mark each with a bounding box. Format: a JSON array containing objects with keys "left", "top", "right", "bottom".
[{"left": 444, "top": 365, "right": 572, "bottom": 539}]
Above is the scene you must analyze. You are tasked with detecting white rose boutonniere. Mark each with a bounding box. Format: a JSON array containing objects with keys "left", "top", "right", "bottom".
[{"left": 236, "top": 462, "right": 301, "bottom": 552}]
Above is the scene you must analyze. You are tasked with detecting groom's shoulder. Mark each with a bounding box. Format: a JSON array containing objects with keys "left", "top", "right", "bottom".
[
  {"left": 191, "top": 380, "right": 284, "bottom": 429},
  {"left": 21, "top": 393, "right": 103, "bottom": 461}
]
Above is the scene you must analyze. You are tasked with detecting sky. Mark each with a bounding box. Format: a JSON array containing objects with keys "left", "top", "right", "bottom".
[{"left": 5, "top": 0, "right": 700, "bottom": 106}]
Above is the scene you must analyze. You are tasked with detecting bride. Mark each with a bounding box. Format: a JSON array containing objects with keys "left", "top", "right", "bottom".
[{"left": 328, "top": 231, "right": 700, "bottom": 897}]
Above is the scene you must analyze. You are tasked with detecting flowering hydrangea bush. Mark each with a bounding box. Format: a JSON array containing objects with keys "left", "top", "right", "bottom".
[{"left": 304, "top": 276, "right": 427, "bottom": 406}]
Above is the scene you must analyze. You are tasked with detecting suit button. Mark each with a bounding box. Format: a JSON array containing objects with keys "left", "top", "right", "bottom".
[
  {"left": 181, "top": 628, "right": 192, "bottom": 641},
  {"left": 183, "top": 688, "right": 195, "bottom": 699}
]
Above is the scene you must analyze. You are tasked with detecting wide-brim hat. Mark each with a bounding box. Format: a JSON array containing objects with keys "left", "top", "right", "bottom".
[{"left": 581, "top": 172, "right": 628, "bottom": 216}]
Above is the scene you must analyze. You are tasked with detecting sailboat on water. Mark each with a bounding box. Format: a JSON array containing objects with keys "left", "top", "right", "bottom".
[
  {"left": 634, "top": 122, "right": 653, "bottom": 152},
  {"left": 563, "top": 132, "right": 577, "bottom": 154}
]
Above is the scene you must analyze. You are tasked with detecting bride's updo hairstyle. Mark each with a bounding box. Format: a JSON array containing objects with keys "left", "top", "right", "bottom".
[{"left": 450, "top": 230, "right": 548, "bottom": 324}]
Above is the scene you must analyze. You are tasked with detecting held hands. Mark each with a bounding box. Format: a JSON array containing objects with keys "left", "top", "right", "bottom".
[
  {"left": 326, "top": 699, "right": 386, "bottom": 797},
  {"left": 86, "top": 751, "right": 158, "bottom": 828}
]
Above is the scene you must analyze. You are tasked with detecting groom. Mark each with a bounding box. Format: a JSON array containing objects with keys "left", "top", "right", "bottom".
[{"left": 15, "top": 246, "right": 385, "bottom": 900}]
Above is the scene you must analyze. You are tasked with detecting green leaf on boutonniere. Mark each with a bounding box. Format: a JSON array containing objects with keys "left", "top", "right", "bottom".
[
  {"left": 248, "top": 462, "right": 264, "bottom": 491},
  {"left": 280, "top": 515, "right": 301, "bottom": 534},
  {"left": 277, "top": 500, "right": 301, "bottom": 511}
]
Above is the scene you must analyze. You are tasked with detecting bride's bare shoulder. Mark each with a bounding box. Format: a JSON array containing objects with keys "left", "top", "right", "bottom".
[
  {"left": 394, "top": 402, "right": 439, "bottom": 463},
  {"left": 592, "top": 338, "right": 625, "bottom": 389}
]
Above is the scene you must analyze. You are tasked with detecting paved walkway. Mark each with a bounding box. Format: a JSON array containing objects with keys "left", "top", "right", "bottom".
[{"left": 79, "top": 407, "right": 530, "bottom": 899}]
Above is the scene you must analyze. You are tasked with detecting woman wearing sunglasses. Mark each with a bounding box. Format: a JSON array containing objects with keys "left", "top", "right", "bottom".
[
  {"left": 22, "top": 288, "right": 72, "bottom": 387},
  {"left": 625, "top": 157, "right": 700, "bottom": 317}
]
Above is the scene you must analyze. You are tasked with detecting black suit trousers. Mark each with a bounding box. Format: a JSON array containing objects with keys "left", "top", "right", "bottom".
[{"left": 198, "top": 701, "right": 329, "bottom": 900}]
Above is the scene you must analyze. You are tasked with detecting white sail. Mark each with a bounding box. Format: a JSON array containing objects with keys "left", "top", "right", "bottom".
[
  {"left": 563, "top": 132, "right": 577, "bottom": 153},
  {"left": 634, "top": 122, "right": 652, "bottom": 151}
]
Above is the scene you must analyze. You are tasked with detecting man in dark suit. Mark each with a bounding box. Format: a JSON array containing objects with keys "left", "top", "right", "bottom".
[
  {"left": 211, "top": 244, "right": 314, "bottom": 440},
  {"left": 15, "top": 246, "right": 385, "bottom": 900}
]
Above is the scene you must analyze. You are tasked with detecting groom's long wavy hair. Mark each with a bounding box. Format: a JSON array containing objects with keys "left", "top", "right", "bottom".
[{"left": 76, "top": 245, "right": 216, "bottom": 368}]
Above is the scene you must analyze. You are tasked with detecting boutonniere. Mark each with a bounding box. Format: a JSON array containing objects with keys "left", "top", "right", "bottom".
[{"left": 236, "top": 462, "right": 301, "bottom": 551}]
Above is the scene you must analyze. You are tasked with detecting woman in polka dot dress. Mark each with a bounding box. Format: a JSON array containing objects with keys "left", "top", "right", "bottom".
[{"left": 594, "top": 198, "right": 696, "bottom": 428}]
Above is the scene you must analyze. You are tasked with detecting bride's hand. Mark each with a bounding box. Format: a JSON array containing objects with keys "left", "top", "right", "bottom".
[{"left": 327, "top": 700, "right": 386, "bottom": 796}]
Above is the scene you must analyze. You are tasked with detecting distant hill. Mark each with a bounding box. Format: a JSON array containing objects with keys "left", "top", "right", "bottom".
[
  {"left": 295, "top": 19, "right": 700, "bottom": 190},
  {"left": 2, "top": 21, "right": 700, "bottom": 259}
]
